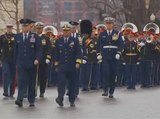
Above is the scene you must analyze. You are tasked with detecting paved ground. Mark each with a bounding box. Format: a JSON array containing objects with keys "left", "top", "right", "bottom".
[{"left": 0, "top": 86, "right": 160, "bottom": 119}]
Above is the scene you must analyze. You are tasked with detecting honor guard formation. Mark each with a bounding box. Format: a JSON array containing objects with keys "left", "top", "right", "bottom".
[{"left": 0, "top": 16, "right": 160, "bottom": 107}]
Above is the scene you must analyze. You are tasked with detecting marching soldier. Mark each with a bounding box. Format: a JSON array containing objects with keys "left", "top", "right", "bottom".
[
  {"left": 44, "top": 26, "right": 58, "bottom": 87},
  {"left": 34, "top": 22, "right": 52, "bottom": 97},
  {"left": 55, "top": 24, "right": 81, "bottom": 107},
  {"left": 0, "top": 24, "right": 16, "bottom": 97},
  {"left": 97, "top": 17, "right": 124, "bottom": 98},
  {"left": 14, "top": 19, "right": 42, "bottom": 107},
  {"left": 66, "top": 21, "right": 81, "bottom": 97},
  {"left": 81, "top": 24, "right": 100, "bottom": 90},
  {"left": 121, "top": 32, "right": 140, "bottom": 89}
]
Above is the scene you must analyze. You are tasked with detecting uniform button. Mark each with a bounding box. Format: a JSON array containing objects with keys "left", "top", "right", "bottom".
[
  {"left": 65, "top": 60, "right": 67, "bottom": 62},
  {"left": 24, "top": 54, "right": 26, "bottom": 56}
]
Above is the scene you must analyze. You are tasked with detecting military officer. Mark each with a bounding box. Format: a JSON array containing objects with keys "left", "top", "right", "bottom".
[
  {"left": 81, "top": 26, "right": 100, "bottom": 90},
  {"left": 34, "top": 22, "right": 52, "bottom": 98},
  {"left": 0, "top": 24, "right": 16, "bottom": 97},
  {"left": 44, "top": 26, "right": 58, "bottom": 87},
  {"left": 14, "top": 19, "right": 42, "bottom": 107},
  {"left": 97, "top": 17, "right": 124, "bottom": 98},
  {"left": 55, "top": 24, "right": 81, "bottom": 107},
  {"left": 69, "top": 21, "right": 79, "bottom": 38}
]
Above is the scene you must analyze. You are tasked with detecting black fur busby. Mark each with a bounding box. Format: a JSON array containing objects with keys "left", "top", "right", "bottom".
[{"left": 80, "top": 19, "right": 92, "bottom": 37}]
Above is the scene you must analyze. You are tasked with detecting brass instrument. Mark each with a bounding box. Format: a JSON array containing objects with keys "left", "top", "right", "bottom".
[
  {"left": 121, "top": 22, "right": 138, "bottom": 33},
  {"left": 143, "top": 23, "right": 159, "bottom": 43}
]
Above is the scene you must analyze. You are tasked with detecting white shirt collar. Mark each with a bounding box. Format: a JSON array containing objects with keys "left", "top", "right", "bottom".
[{"left": 107, "top": 30, "right": 113, "bottom": 35}]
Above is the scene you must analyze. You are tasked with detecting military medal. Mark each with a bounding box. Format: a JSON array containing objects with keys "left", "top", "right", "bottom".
[
  {"left": 30, "top": 34, "right": 35, "bottom": 43},
  {"left": 42, "top": 39, "right": 46, "bottom": 45},
  {"left": 89, "top": 44, "right": 94, "bottom": 48},
  {"left": 112, "top": 34, "right": 118, "bottom": 41}
]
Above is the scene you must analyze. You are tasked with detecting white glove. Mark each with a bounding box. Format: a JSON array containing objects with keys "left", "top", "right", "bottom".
[
  {"left": 136, "top": 62, "right": 140, "bottom": 65},
  {"left": 98, "top": 60, "right": 102, "bottom": 63},
  {"left": 115, "top": 54, "right": 120, "bottom": 60},
  {"left": 139, "top": 42, "right": 145, "bottom": 47},
  {"left": 97, "top": 55, "right": 102, "bottom": 60},
  {"left": 45, "top": 59, "right": 50, "bottom": 64},
  {"left": 34, "top": 59, "right": 39, "bottom": 65},
  {"left": 122, "top": 62, "right": 126, "bottom": 65},
  {"left": 82, "top": 59, "right": 87, "bottom": 64}
]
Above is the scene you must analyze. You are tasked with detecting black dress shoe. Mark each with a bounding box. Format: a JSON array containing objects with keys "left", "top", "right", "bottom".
[
  {"left": 70, "top": 102, "right": 75, "bottom": 107},
  {"left": 102, "top": 92, "right": 108, "bottom": 96},
  {"left": 15, "top": 100, "right": 23, "bottom": 107},
  {"left": 141, "top": 85, "right": 146, "bottom": 88},
  {"left": 90, "top": 87, "right": 97, "bottom": 90},
  {"left": 55, "top": 98, "right": 63, "bottom": 107},
  {"left": 109, "top": 94, "right": 114, "bottom": 98},
  {"left": 81, "top": 88, "right": 89, "bottom": 91},
  {"left": 127, "top": 87, "right": 132, "bottom": 89},
  {"left": 39, "top": 93, "right": 44, "bottom": 98},
  {"left": 3, "top": 93, "right": 9, "bottom": 97},
  {"left": 29, "top": 103, "right": 35, "bottom": 107}
]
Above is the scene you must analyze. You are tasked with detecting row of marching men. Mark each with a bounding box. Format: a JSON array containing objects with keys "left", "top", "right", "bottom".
[{"left": 1, "top": 16, "right": 160, "bottom": 107}]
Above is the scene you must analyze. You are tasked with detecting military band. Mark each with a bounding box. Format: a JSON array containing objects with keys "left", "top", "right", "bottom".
[{"left": 0, "top": 16, "right": 160, "bottom": 108}]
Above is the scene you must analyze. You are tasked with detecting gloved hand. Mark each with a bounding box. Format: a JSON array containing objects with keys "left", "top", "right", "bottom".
[
  {"left": 115, "top": 54, "right": 120, "bottom": 60},
  {"left": 98, "top": 60, "right": 102, "bottom": 63},
  {"left": 139, "top": 42, "right": 145, "bottom": 47},
  {"left": 122, "top": 62, "right": 126, "bottom": 65},
  {"left": 136, "top": 62, "right": 140, "bottom": 65},
  {"left": 97, "top": 54, "right": 102, "bottom": 60},
  {"left": 82, "top": 59, "right": 87, "bottom": 64},
  {"left": 45, "top": 59, "right": 50, "bottom": 64}
]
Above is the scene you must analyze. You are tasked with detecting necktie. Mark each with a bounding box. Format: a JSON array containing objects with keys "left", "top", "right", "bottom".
[
  {"left": 108, "top": 31, "right": 110, "bottom": 36},
  {"left": 64, "top": 37, "right": 68, "bottom": 43},
  {"left": 24, "top": 33, "right": 27, "bottom": 42}
]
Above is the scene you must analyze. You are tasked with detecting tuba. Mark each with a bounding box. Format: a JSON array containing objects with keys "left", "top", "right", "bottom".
[
  {"left": 121, "top": 22, "right": 138, "bottom": 33},
  {"left": 121, "top": 23, "right": 138, "bottom": 41},
  {"left": 43, "top": 25, "right": 58, "bottom": 36},
  {"left": 43, "top": 25, "right": 58, "bottom": 43},
  {"left": 143, "top": 23, "right": 159, "bottom": 43}
]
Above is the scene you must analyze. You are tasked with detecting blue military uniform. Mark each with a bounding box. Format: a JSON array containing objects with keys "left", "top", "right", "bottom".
[
  {"left": 0, "top": 28, "right": 16, "bottom": 97},
  {"left": 55, "top": 25, "right": 81, "bottom": 106},
  {"left": 69, "top": 21, "right": 81, "bottom": 96},
  {"left": 97, "top": 17, "right": 124, "bottom": 97},
  {"left": 14, "top": 19, "right": 42, "bottom": 107}
]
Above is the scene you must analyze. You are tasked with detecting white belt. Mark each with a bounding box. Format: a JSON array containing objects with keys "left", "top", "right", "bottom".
[{"left": 103, "top": 46, "right": 118, "bottom": 49}]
